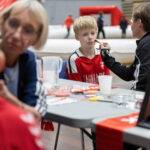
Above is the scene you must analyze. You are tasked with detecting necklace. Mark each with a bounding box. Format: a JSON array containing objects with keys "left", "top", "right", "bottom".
[{"left": 4, "top": 62, "right": 18, "bottom": 84}]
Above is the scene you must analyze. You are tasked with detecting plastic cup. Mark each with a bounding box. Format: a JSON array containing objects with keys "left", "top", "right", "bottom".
[
  {"left": 112, "top": 94, "right": 125, "bottom": 108},
  {"left": 98, "top": 75, "right": 112, "bottom": 94}
]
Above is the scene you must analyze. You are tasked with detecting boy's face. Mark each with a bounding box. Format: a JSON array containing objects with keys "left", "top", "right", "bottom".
[{"left": 75, "top": 28, "right": 97, "bottom": 49}]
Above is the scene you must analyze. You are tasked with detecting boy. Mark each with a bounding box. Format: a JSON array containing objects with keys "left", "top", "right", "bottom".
[{"left": 66, "top": 16, "right": 110, "bottom": 84}]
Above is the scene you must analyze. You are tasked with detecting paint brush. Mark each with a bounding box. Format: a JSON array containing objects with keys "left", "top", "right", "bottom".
[
  {"left": 95, "top": 39, "right": 110, "bottom": 55},
  {"left": 95, "top": 39, "right": 101, "bottom": 51},
  {"left": 95, "top": 39, "right": 101, "bottom": 44}
]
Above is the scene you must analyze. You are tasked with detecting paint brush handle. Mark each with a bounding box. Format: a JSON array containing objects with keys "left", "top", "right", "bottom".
[{"left": 95, "top": 39, "right": 101, "bottom": 44}]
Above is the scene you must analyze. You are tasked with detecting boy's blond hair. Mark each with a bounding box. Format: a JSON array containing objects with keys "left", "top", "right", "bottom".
[{"left": 73, "top": 16, "right": 98, "bottom": 34}]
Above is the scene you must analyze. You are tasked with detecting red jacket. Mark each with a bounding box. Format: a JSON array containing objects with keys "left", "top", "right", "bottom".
[
  {"left": 66, "top": 48, "right": 110, "bottom": 84},
  {"left": 63, "top": 16, "right": 74, "bottom": 29}
]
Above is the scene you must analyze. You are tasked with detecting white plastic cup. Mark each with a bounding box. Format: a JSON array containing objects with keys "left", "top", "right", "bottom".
[
  {"left": 98, "top": 75, "right": 112, "bottom": 94},
  {"left": 42, "top": 56, "right": 63, "bottom": 84}
]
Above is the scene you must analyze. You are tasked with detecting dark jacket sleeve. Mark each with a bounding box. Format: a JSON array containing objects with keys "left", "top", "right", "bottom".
[
  {"left": 102, "top": 54, "right": 135, "bottom": 81},
  {"left": 135, "top": 43, "right": 150, "bottom": 91},
  {"left": 18, "top": 51, "right": 47, "bottom": 116}
]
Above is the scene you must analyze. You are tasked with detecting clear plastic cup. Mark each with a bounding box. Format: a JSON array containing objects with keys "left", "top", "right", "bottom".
[
  {"left": 112, "top": 94, "right": 125, "bottom": 108},
  {"left": 98, "top": 75, "right": 112, "bottom": 95}
]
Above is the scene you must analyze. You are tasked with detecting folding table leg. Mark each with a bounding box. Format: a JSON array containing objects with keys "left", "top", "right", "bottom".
[
  {"left": 54, "top": 123, "right": 61, "bottom": 150},
  {"left": 91, "top": 131, "right": 96, "bottom": 150},
  {"left": 81, "top": 129, "right": 96, "bottom": 150},
  {"left": 80, "top": 129, "right": 85, "bottom": 150}
]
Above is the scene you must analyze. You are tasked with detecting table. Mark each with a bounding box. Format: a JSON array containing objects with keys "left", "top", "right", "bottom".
[
  {"left": 91, "top": 90, "right": 150, "bottom": 149},
  {"left": 44, "top": 79, "right": 143, "bottom": 149},
  {"left": 46, "top": 80, "right": 141, "bottom": 128},
  {"left": 123, "top": 126, "right": 150, "bottom": 149}
]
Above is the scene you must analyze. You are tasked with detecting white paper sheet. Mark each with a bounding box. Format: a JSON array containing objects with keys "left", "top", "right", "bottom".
[{"left": 46, "top": 97, "right": 79, "bottom": 106}]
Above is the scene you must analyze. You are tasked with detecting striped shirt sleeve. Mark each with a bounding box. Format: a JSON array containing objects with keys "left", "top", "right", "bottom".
[{"left": 34, "top": 79, "right": 47, "bottom": 116}]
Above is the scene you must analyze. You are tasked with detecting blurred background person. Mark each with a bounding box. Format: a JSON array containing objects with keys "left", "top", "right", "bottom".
[
  {"left": 120, "top": 15, "right": 128, "bottom": 38},
  {"left": 0, "top": 0, "right": 49, "bottom": 119},
  {"left": 0, "top": 46, "right": 44, "bottom": 150},
  {"left": 63, "top": 14, "right": 74, "bottom": 38},
  {"left": 0, "top": 84, "right": 45, "bottom": 150},
  {"left": 97, "top": 11, "right": 105, "bottom": 39}
]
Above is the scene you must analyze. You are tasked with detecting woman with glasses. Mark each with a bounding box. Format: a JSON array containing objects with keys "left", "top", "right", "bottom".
[
  {"left": 99, "top": 3, "right": 150, "bottom": 92},
  {"left": 0, "top": 0, "right": 49, "bottom": 120}
]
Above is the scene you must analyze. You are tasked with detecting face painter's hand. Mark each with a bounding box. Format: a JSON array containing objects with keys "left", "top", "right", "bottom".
[
  {"left": 99, "top": 42, "right": 111, "bottom": 61},
  {"left": 99, "top": 42, "right": 111, "bottom": 50}
]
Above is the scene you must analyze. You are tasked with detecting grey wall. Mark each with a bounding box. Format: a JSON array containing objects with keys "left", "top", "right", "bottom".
[{"left": 42, "top": 0, "right": 122, "bottom": 25}]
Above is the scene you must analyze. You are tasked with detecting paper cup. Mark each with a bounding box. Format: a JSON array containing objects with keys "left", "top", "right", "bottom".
[{"left": 98, "top": 75, "right": 112, "bottom": 94}]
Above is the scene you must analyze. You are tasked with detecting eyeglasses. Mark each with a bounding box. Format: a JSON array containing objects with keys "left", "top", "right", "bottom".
[{"left": 7, "top": 18, "right": 39, "bottom": 39}]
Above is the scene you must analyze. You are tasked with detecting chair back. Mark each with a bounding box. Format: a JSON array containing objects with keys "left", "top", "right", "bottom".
[{"left": 59, "top": 61, "right": 68, "bottom": 79}]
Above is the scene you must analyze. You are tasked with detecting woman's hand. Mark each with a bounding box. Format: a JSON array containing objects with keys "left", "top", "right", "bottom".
[
  {"left": 0, "top": 80, "right": 41, "bottom": 121},
  {"left": 23, "top": 104, "right": 41, "bottom": 122},
  {"left": 0, "top": 50, "right": 5, "bottom": 72},
  {"left": 0, "top": 80, "right": 10, "bottom": 99}
]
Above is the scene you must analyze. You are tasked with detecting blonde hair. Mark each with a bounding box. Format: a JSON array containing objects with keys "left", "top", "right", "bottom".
[
  {"left": 73, "top": 16, "right": 97, "bottom": 34},
  {"left": 0, "top": 0, "right": 49, "bottom": 50}
]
